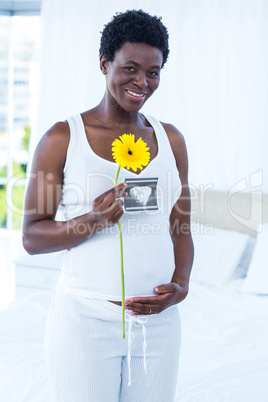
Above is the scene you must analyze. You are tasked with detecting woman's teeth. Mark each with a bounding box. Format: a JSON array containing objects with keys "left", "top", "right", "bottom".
[{"left": 127, "top": 90, "right": 144, "bottom": 97}]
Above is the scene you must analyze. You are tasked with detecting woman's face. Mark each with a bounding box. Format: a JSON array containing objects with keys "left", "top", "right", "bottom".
[{"left": 101, "top": 42, "right": 163, "bottom": 113}]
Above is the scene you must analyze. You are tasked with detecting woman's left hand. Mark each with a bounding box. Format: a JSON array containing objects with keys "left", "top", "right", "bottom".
[{"left": 125, "top": 282, "right": 188, "bottom": 315}]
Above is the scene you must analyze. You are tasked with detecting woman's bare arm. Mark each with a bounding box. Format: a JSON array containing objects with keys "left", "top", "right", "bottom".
[
  {"left": 22, "top": 122, "right": 127, "bottom": 255},
  {"left": 164, "top": 123, "right": 194, "bottom": 296}
]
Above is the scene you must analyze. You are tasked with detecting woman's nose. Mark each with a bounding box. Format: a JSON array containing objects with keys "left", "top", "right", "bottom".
[{"left": 132, "top": 72, "right": 148, "bottom": 88}]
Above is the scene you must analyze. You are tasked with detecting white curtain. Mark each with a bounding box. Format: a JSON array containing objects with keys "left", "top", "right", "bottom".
[{"left": 30, "top": 0, "right": 268, "bottom": 192}]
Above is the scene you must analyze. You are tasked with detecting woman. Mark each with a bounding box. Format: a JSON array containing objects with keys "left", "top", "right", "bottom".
[{"left": 22, "top": 9, "right": 194, "bottom": 402}]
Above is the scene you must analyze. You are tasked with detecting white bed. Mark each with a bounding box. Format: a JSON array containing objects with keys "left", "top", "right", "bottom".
[
  {"left": 0, "top": 290, "right": 51, "bottom": 402},
  {"left": 177, "top": 281, "right": 268, "bottom": 401},
  {"left": 1, "top": 191, "right": 268, "bottom": 402}
]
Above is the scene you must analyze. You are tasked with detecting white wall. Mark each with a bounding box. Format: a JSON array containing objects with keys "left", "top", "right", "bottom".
[{"left": 30, "top": 0, "right": 268, "bottom": 193}]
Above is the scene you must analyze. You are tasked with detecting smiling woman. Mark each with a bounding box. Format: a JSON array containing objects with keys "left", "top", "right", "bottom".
[{"left": 22, "top": 9, "right": 194, "bottom": 402}]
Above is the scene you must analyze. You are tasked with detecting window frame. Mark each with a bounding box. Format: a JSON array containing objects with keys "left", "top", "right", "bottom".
[{"left": 0, "top": 13, "right": 40, "bottom": 232}]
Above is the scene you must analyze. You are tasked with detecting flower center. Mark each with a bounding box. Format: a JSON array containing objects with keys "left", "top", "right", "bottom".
[{"left": 128, "top": 149, "right": 133, "bottom": 155}]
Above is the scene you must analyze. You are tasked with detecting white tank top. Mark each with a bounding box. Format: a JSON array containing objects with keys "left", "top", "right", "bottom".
[{"left": 56, "top": 113, "right": 182, "bottom": 300}]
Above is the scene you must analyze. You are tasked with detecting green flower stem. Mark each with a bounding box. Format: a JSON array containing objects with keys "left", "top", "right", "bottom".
[
  {"left": 114, "top": 164, "right": 125, "bottom": 338},
  {"left": 114, "top": 163, "right": 121, "bottom": 187},
  {"left": 117, "top": 220, "right": 125, "bottom": 338}
]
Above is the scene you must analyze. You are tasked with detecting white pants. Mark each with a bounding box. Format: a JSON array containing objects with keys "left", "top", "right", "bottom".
[{"left": 44, "top": 291, "right": 181, "bottom": 402}]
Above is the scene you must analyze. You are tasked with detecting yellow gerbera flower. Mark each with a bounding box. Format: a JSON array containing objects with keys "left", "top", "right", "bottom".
[{"left": 112, "top": 133, "right": 150, "bottom": 172}]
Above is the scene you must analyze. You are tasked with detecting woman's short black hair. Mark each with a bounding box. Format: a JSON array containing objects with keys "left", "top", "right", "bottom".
[{"left": 99, "top": 9, "right": 169, "bottom": 68}]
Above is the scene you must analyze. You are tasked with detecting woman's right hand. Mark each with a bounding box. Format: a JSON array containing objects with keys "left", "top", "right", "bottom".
[{"left": 92, "top": 183, "right": 128, "bottom": 230}]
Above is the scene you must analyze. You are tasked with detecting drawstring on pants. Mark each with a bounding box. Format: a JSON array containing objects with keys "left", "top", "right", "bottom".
[{"left": 125, "top": 312, "right": 148, "bottom": 386}]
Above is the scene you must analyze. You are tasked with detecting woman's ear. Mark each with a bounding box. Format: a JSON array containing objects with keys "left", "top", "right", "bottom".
[{"left": 100, "top": 55, "right": 108, "bottom": 75}]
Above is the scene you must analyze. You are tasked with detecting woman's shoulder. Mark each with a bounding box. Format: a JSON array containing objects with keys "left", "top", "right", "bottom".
[
  {"left": 160, "top": 121, "right": 185, "bottom": 148},
  {"left": 160, "top": 121, "right": 188, "bottom": 174},
  {"left": 33, "top": 120, "right": 70, "bottom": 171},
  {"left": 45, "top": 120, "right": 70, "bottom": 138},
  {"left": 38, "top": 120, "right": 70, "bottom": 148}
]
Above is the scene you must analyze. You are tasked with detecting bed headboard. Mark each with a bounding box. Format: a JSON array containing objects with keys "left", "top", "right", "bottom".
[{"left": 191, "top": 189, "right": 268, "bottom": 236}]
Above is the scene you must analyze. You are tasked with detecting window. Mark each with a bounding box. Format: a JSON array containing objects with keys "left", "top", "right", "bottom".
[{"left": 0, "top": 15, "right": 41, "bottom": 231}]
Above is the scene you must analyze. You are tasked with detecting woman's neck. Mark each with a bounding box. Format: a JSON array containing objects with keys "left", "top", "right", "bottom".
[{"left": 93, "top": 96, "right": 143, "bottom": 128}]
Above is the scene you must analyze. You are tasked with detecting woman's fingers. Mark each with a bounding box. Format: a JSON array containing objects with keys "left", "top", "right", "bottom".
[
  {"left": 125, "top": 294, "right": 171, "bottom": 315},
  {"left": 98, "top": 182, "right": 126, "bottom": 198},
  {"left": 93, "top": 183, "right": 127, "bottom": 207},
  {"left": 111, "top": 206, "right": 124, "bottom": 224},
  {"left": 127, "top": 305, "right": 158, "bottom": 315},
  {"left": 92, "top": 183, "right": 127, "bottom": 227}
]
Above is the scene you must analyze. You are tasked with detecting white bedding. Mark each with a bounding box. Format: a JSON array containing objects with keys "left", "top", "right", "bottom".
[
  {"left": 0, "top": 283, "right": 267, "bottom": 402},
  {"left": 177, "top": 281, "right": 268, "bottom": 401},
  {"left": 0, "top": 291, "right": 51, "bottom": 402}
]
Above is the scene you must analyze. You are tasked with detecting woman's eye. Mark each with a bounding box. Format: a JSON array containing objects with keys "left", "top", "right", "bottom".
[
  {"left": 149, "top": 71, "right": 159, "bottom": 77},
  {"left": 125, "top": 67, "right": 135, "bottom": 72}
]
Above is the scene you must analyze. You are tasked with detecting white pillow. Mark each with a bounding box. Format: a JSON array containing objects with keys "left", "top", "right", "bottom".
[
  {"left": 240, "top": 223, "right": 268, "bottom": 294},
  {"left": 190, "top": 225, "right": 249, "bottom": 287}
]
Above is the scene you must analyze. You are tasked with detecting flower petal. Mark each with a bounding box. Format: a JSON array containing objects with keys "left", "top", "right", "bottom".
[{"left": 112, "top": 133, "right": 150, "bottom": 171}]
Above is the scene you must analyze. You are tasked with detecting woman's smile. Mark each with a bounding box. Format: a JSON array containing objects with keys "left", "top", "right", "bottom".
[{"left": 125, "top": 89, "right": 147, "bottom": 102}]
